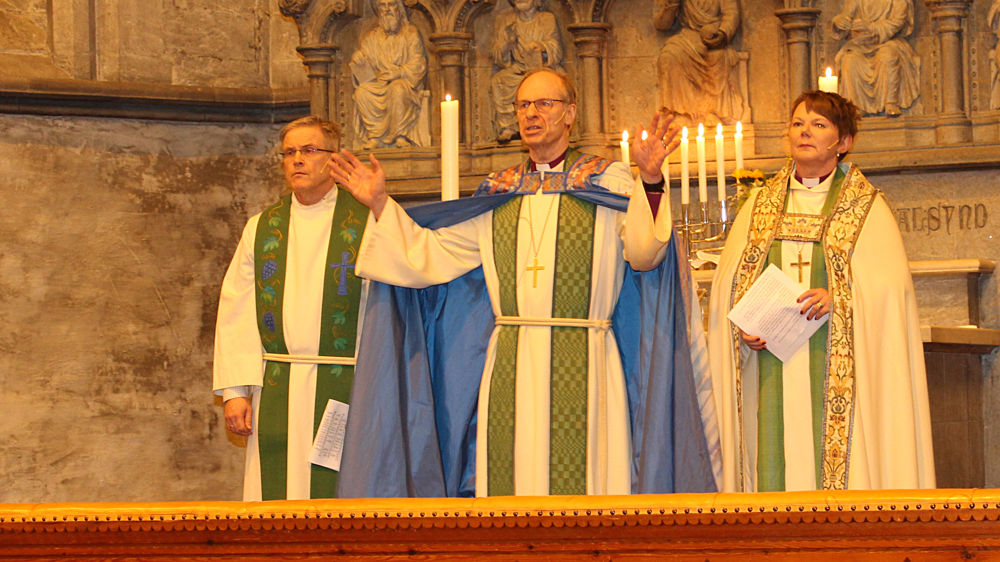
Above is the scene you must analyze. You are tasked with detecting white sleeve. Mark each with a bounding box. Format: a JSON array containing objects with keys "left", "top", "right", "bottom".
[
  {"left": 212, "top": 216, "right": 265, "bottom": 394},
  {"left": 621, "top": 174, "right": 673, "bottom": 271},
  {"left": 355, "top": 197, "right": 483, "bottom": 289}
]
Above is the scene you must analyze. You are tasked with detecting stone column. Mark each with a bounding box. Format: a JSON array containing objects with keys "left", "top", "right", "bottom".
[
  {"left": 429, "top": 33, "right": 473, "bottom": 142},
  {"left": 568, "top": 23, "right": 611, "bottom": 140},
  {"left": 926, "top": 0, "right": 973, "bottom": 144},
  {"left": 775, "top": 8, "right": 822, "bottom": 103},
  {"left": 296, "top": 44, "right": 339, "bottom": 121}
]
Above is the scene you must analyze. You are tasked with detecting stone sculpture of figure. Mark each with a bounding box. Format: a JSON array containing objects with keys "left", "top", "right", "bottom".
[
  {"left": 832, "top": 0, "right": 920, "bottom": 117},
  {"left": 350, "top": 0, "right": 428, "bottom": 149},
  {"left": 490, "top": 0, "right": 565, "bottom": 143},
  {"left": 655, "top": 0, "right": 742, "bottom": 124},
  {"left": 990, "top": 0, "right": 1000, "bottom": 110}
]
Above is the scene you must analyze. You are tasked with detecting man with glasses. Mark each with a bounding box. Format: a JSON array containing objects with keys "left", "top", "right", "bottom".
[
  {"left": 331, "top": 69, "right": 719, "bottom": 498},
  {"left": 212, "top": 116, "right": 373, "bottom": 500}
]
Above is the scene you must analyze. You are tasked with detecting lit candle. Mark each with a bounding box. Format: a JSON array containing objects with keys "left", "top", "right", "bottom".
[
  {"left": 680, "top": 127, "right": 690, "bottom": 205},
  {"left": 441, "top": 94, "right": 459, "bottom": 201},
  {"left": 715, "top": 123, "right": 725, "bottom": 202},
  {"left": 696, "top": 123, "right": 707, "bottom": 203},
  {"left": 620, "top": 130, "right": 630, "bottom": 170},
  {"left": 734, "top": 121, "right": 744, "bottom": 171},
  {"left": 818, "top": 67, "right": 838, "bottom": 93}
]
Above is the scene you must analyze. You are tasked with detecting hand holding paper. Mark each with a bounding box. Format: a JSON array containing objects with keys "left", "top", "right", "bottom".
[{"left": 727, "top": 264, "right": 828, "bottom": 362}]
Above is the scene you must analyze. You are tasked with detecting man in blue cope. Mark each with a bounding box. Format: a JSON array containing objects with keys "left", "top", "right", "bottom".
[{"left": 331, "top": 69, "right": 720, "bottom": 497}]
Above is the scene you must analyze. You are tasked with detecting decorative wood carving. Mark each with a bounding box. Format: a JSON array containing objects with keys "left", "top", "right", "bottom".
[{"left": 5, "top": 490, "right": 1000, "bottom": 558}]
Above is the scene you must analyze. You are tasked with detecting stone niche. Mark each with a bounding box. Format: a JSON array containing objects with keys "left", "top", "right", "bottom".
[{"left": 278, "top": 0, "right": 1000, "bottom": 199}]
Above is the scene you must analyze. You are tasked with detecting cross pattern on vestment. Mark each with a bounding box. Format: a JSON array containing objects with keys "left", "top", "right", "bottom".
[
  {"left": 330, "top": 251, "right": 355, "bottom": 295},
  {"left": 790, "top": 249, "right": 810, "bottom": 283},
  {"left": 526, "top": 257, "right": 545, "bottom": 288}
]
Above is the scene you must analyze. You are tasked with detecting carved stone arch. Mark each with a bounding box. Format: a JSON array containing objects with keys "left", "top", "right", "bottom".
[
  {"left": 585, "top": 0, "right": 613, "bottom": 24},
  {"left": 305, "top": 2, "right": 363, "bottom": 45},
  {"left": 451, "top": 0, "right": 498, "bottom": 33}
]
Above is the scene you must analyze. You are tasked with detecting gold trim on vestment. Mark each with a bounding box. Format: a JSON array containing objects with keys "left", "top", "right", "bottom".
[
  {"left": 728, "top": 162, "right": 879, "bottom": 490},
  {"left": 775, "top": 213, "right": 829, "bottom": 242}
]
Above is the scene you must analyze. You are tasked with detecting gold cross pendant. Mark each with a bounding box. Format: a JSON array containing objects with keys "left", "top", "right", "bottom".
[
  {"left": 526, "top": 257, "right": 545, "bottom": 288},
  {"left": 790, "top": 249, "right": 810, "bottom": 283}
]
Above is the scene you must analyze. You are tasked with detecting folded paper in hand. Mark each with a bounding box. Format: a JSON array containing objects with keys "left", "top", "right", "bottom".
[{"left": 727, "top": 264, "right": 828, "bottom": 362}]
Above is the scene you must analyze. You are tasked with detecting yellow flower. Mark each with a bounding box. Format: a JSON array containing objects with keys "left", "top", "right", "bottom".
[{"left": 732, "top": 168, "right": 765, "bottom": 181}]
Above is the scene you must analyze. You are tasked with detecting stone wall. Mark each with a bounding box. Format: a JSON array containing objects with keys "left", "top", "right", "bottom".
[
  {"left": 0, "top": 0, "right": 307, "bottom": 502},
  {"left": 2, "top": 0, "right": 1000, "bottom": 503},
  {"left": 0, "top": 114, "right": 282, "bottom": 501}
]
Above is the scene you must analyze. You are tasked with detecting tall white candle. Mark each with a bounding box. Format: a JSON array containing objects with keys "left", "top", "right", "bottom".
[
  {"left": 441, "top": 94, "right": 459, "bottom": 201},
  {"left": 696, "top": 123, "right": 707, "bottom": 203},
  {"left": 715, "top": 123, "right": 725, "bottom": 202},
  {"left": 734, "top": 121, "right": 744, "bottom": 171},
  {"left": 818, "top": 67, "right": 839, "bottom": 93},
  {"left": 680, "top": 127, "right": 690, "bottom": 205},
  {"left": 620, "top": 130, "right": 630, "bottom": 170}
]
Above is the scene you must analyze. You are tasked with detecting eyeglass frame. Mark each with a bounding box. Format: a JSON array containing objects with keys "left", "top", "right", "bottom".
[
  {"left": 512, "top": 98, "right": 569, "bottom": 114},
  {"left": 281, "top": 145, "right": 337, "bottom": 159}
]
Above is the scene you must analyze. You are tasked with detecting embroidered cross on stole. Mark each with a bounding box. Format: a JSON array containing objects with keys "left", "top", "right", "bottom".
[{"left": 253, "top": 191, "right": 369, "bottom": 500}]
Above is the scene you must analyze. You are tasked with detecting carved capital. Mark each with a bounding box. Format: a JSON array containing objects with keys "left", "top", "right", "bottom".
[
  {"left": 775, "top": 7, "right": 821, "bottom": 45},
  {"left": 296, "top": 44, "right": 339, "bottom": 78},
  {"left": 925, "top": 0, "right": 971, "bottom": 21},
  {"left": 428, "top": 33, "right": 473, "bottom": 67},
  {"left": 279, "top": 0, "right": 312, "bottom": 17},
  {"left": 567, "top": 23, "right": 612, "bottom": 58}
]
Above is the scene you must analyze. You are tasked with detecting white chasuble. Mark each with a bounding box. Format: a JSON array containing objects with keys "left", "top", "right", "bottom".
[
  {"left": 356, "top": 161, "right": 674, "bottom": 496},
  {"left": 707, "top": 162, "right": 935, "bottom": 493},
  {"left": 213, "top": 188, "right": 371, "bottom": 501}
]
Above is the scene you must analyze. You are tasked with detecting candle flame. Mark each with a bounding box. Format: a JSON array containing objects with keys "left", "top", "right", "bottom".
[
  {"left": 825, "top": 67, "right": 833, "bottom": 78},
  {"left": 641, "top": 130, "right": 648, "bottom": 140},
  {"left": 622, "top": 130, "right": 629, "bottom": 142},
  {"left": 716, "top": 123, "right": 723, "bottom": 136},
  {"left": 445, "top": 93, "right": 452, "bottom": 102},
  {"left": 682, "top": 126, "right": 689, "bottom": 139},
  {"left": 697, "top": 123, "right": 705, "bottom": 137},
  {"left": 736, "top": 121, "right": 743, "bottom": 134}
]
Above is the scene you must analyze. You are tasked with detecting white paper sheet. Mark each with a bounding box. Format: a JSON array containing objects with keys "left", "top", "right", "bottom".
[
  {"left": 727, "top": 263, "right": 828, "bottom": 362},
  {"left": 309, "top": 399, "right": 350, "bottom": 472}
]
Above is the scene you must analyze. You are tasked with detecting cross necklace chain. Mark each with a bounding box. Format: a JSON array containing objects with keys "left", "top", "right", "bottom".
[{"left": 523, "top": 191, "right": 559, "bottom": 289}]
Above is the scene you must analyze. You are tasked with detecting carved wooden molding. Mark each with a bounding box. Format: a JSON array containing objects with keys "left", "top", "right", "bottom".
[{"left": 4, "top": 490, "right": 1000, "bottom": 558}]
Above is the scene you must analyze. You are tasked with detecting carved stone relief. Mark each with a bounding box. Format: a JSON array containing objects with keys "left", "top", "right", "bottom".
[
  {"left": 489, "top": 0, "right": 566, "bottom": 143},
  {"left": 654, "top": 0, "right": 745, "bottom": 125},
  {"left": 350, "top": 0, "right": 430, "bottom": 149},
  {"left": 832, "top": 0, "right": 920, "bottom": 117},
  {"left": 990, "top": 0, "right": 1000, "bottom": 109}
]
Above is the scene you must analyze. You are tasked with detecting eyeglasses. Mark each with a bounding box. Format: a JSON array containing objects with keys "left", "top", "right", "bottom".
[
  {"left": 281, "top": 145, "right": 336, "bottom": 159},
  {"left": 513, "top": 98, "right": 567, "bottom": 114}
]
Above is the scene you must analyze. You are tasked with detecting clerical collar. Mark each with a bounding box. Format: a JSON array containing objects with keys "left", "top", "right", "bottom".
[
  {"left": 529, "top": 151, "right": 567, "bottom": 172},
  {"left": 794, "top": 170, "right": 833, "bottom": 188}
]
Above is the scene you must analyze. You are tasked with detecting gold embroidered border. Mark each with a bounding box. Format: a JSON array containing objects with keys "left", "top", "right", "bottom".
[
  {"left": 819, "top": 166, "right": 878, "bottom": 489},
  {"left": 776, "top": 213, "right": 828, "bottom": 242},
  {"left": 728, "top": 162, "right": 878, "bottom": 490},
  {"left": 729, "top": 162, "right": 792, "bottom": 491}
]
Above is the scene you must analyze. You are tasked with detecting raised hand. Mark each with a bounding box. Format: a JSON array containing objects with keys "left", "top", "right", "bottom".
[
  {"left": 328, "top": 149, "right": 389, "bottom": 219},
  {"left": 630, "top": 110, "right": 681, "bottom": 184}
]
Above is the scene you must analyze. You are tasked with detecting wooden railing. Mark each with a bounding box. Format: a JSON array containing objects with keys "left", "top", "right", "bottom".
[{"left": 4, "top": 491, "right": 1000, "bottom": 559}]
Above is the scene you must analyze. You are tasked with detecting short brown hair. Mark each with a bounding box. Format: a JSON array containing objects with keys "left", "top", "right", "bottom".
[
  {"left": 279, "top": 116, "right": 342, "bottom": 149},
  {"left": 516, "top": 69, "right": 577, "bottom": 105},
  {"left": 790, "top": 91, "right": 860, "bottom": 141}
]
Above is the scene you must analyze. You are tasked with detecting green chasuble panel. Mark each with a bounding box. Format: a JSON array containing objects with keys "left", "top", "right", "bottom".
[
  {"left": 487, "top": 193, "right": 595, "bottom": 496},
  {"left": 254, "top": 192, "right": 369, "bottom": 500}
]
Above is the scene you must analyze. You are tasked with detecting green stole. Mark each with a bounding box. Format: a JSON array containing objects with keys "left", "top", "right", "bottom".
[
  {"left": 487, "top": 160, "right": 597, "bottom": 496},
  {"left": 253, "top": 191, "right": 369, "bottom": 500},
  {"left": 755, "top": 167, "right": 843, "bottom": 492}
]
